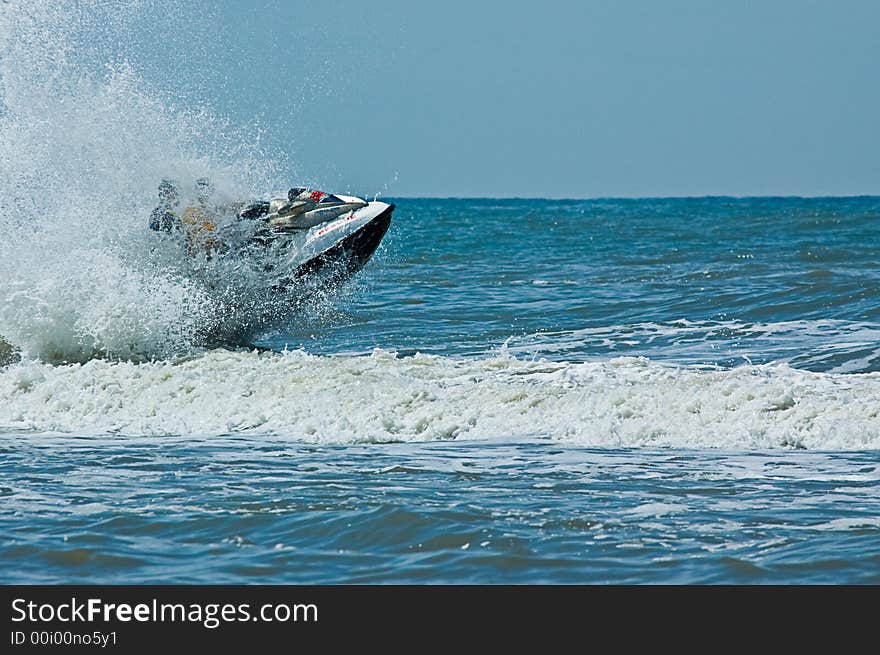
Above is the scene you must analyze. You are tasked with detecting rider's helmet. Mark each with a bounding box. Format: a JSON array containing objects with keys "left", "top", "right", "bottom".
[
  {"left": 195, "top": 177, "right": 214, "bottom": 205},
  {"left": 158, "top": 179, "right": 179, "bottom": 204}
]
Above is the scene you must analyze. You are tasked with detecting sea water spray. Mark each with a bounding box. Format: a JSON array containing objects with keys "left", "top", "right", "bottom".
[{"left": 0, "top": 0, "right": 300, "bottom": 361}]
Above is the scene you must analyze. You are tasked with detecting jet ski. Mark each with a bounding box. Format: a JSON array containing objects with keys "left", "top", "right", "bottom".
[
  {"left": 149, "top": 182, "right": 392, "bottom": 345},
  {"left": 151, "top": 182, "right": 393, "bottom": 297},
  {"left": 233, "top": 188, "right": 394, "bottom": 291}
]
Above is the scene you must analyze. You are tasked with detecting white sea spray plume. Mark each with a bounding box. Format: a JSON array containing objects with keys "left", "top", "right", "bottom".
[{"left": 0, "top": 0, "right": 301, "bottom": 362}]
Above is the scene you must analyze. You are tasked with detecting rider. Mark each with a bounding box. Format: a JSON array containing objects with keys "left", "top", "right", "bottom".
[
  {"left": 150, "top": 180, "right": 354, "bottom": 253},
  {"left": 148, "top": 179, "right": 180, "bottom": 232},
  {"left": 150, "top": 178, "right": 218, "bottom": 255},
  {"left": 181, "top": 177, "right": 218, "bottom": 255}
]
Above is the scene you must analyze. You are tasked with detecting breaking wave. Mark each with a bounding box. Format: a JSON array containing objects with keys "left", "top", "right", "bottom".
[{"left": 1, "top": 349, "right": 878, "bottom": 450}]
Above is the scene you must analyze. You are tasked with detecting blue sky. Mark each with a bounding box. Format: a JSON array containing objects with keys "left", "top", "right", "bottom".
[{"left": 137, "top": 1, "right": 879, "bottom": 197}]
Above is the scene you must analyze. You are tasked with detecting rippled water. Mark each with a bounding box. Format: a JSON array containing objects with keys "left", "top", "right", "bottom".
[
  {"left": 268, "top": 197, "right": 880, "bottom": 373},
  {"left": 2, "top": 436, "right": 878, "bottom": 584}
]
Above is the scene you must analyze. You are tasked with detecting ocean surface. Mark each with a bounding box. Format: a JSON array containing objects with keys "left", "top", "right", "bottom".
[{"left": 2, "top": 197, "right": 880, "bottom": 584}]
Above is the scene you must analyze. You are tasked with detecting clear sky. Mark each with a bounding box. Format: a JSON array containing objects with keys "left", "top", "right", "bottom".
[{"left": 138, "top": 0, "right": 879, "bottom": 198}]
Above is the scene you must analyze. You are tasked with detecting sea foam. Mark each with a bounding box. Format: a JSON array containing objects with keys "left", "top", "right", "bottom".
[{"left": 2, "top": 349, "right": 878, "bottom": 449}]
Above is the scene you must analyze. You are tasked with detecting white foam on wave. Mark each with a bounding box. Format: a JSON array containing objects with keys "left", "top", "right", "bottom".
[{"left": 1, "top": 349, "right": 878, "bottom": 450}]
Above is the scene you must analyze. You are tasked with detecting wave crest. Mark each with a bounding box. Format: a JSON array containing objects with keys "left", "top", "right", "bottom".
[{"left": 2, "top": 349, "right": 878, "bottom": 449}]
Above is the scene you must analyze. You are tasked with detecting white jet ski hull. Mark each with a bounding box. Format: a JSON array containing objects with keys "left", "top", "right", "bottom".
[{"left": 274, "top": 200, "right": 394, "bottom": 291}]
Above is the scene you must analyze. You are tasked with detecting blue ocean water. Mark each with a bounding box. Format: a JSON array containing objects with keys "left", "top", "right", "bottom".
[
  {"left": 2, "top": 197, "right": 879, "bottom": 583},
  {"left": 266, "top": 197, "right": 880, "bottom": 372}
]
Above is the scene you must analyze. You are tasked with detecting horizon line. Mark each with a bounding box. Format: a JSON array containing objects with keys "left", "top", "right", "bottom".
[{"left": 376, "top": 193, "right": 880, "bottom": 201}]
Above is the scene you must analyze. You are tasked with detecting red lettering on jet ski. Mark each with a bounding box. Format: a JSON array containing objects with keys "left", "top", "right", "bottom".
[{"left": 317, "top": 211, "right": 358, "bottom": 236}]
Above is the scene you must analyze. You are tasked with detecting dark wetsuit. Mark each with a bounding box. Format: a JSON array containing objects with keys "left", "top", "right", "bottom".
[{"left": 149, "top": 205, "right": 178, "bottom": 232}]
